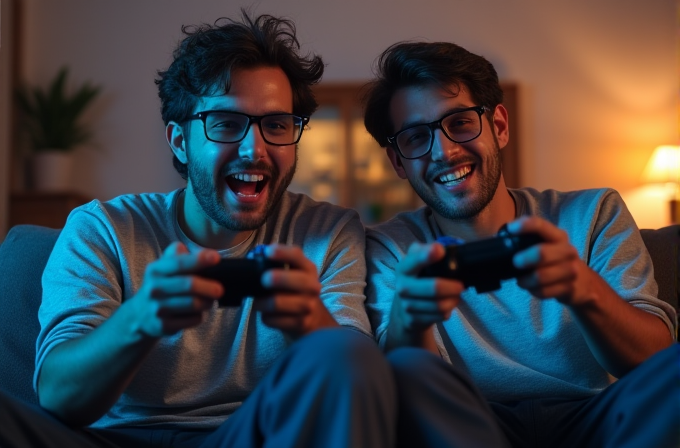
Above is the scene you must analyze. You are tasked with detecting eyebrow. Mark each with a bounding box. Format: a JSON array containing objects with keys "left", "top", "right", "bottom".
[
  {"left": 398, "top": 105, "right": 476, "bottom": 131},
  {"left": 198, "top": 109, "right": 294, "bottom": 116}
]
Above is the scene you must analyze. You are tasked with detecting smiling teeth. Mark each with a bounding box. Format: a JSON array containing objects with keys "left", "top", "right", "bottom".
[
  {"left": 439, "top": 166, "right": 471, "bottom": 183},
  {"left": 231, "top": 173, "right": 264, "bottom": 182}
]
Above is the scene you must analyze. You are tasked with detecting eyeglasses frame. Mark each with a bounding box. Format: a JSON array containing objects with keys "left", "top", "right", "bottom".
[
  {"left": 387, "top": 105, "right": 490, "bottom": 160},
  {"left": 186, "top": 110, "right": 310, "bottom": 146}
]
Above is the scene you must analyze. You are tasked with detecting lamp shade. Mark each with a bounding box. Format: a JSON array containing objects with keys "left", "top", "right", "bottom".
[{"left": 642, "top": 145, "right": 680, "bottom": 184}]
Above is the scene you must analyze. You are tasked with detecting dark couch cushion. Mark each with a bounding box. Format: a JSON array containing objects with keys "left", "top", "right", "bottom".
[
  {"left": 0, "top": 225, "right": 60, "bottom": 404},
  {"left": 640, "top": 225, "right": 680, "bottom": 315}
]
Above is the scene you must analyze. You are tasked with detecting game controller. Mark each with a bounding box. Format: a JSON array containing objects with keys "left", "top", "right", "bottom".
[
  {"left": 418, "top": 224, "right": 544, "bottom": 293},
  {"left": 196, "top": 245, "right": 289, "bottom": 307}
]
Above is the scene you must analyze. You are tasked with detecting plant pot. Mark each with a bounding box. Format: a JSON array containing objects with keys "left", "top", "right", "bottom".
[{"left": 30, "top": 150, "right": 74, "bottom": 192}]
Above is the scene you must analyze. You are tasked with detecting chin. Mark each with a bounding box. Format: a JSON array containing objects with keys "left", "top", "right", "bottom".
[
  {"left": 213, "top": 203, "right": 266, "bottom": 230},
  {"left": 228, "top": 215, "right": 268, "bottom": 231}
]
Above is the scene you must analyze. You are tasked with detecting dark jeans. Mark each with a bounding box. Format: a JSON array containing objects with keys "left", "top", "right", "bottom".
[
  {"left": 0, "top": 328, "right": 396, "bottom": 448},
  {"left": 388, "top": 344, "right": 680, "bottom": 448}
]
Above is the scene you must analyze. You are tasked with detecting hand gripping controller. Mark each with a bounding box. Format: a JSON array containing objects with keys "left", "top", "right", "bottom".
[
  {"left": 418, "top": 224, "right": 544, "bottom": 293},
  {"left": 196, "top": 245, "right": 289, "bottom": 306}
]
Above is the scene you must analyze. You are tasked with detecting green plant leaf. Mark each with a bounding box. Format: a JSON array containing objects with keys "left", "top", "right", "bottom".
[{"left": 14, "top": 66, "right": 102, "bottom": 152}]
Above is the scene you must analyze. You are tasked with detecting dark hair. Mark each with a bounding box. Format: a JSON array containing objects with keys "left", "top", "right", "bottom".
[
  {"left": 362, "top": 41, "right": 503, "bottom": 148},
  {"left": 156, "top": 10, "right": 325, "bottom": 179}
]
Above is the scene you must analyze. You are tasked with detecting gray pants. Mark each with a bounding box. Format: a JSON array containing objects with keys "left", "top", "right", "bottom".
[{"left": 0, "top": 328, "right": 396, "bottom": 448}]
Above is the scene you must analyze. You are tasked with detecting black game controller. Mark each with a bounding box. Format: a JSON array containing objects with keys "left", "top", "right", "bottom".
[
  {"left": 419, "top": 224, "right": 544, "bottom": 293},
  {"left": 196, "top": 245, "right": 289, "bottom": 307}
]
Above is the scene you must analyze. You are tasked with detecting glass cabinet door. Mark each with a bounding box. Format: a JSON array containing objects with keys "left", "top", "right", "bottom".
[
  {"left": 349, "top": 115, "right": 421, "bottom": 224},
  {"left": 290, "top": 82, "right": 519, "bottom": 225},
  {"left": 290, "top": 83, "right": 421, "bottom": 225},
  {"left": 289, "top": 106, "right": 345, "bottom": 206}
]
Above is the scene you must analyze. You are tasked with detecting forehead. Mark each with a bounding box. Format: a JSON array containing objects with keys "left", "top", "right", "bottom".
[
  {"left": 389, "top": 83, "right": 474, "bottom": 132},
  {"left": 196, "top": 66, "right": 294, "bottom": 115}
]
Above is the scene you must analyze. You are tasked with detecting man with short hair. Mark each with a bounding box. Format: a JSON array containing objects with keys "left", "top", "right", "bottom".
[
  {"left": 0, "top": 12, "right": 395, "bottom": 448},
  {"left": 362, "top": 41, "right": 679, "bottom": 447}
]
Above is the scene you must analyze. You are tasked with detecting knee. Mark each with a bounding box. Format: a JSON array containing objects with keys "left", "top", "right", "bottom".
[
  {"left": 632, "top": 343, "right": 680, "bottom": 386},
  {"left": 615, "top": 343, "right": 680, "bottom": 410},
  {"left": 387, "top": 347, "right": 476, "bottom": 392},
  {"left": 387, "top": 347, "right": 443, "bottom": 381},
  {"left": 648, "top": 343, "right": 680, "bottom": 389},
  {"left": 292, "top": 328, "right": 389, "bottom": 379}
]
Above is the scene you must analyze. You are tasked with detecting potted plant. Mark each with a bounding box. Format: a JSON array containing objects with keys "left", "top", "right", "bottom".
[{"left": 15, "top": 67, "right": 101, "bottom": 192}]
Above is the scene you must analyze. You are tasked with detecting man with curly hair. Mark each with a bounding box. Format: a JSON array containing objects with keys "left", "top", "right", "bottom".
[{"left": 0, "top": 11, "right": 394, "bottom": 448}]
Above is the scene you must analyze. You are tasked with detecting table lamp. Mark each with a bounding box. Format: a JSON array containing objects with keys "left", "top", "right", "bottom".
[{"left": 641, "top": 145, "right": 680, "bottom": 223}]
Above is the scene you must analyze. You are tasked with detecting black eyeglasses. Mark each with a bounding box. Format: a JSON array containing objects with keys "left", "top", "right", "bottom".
[
  {"left": 186, "top": 111, "right": 310, "bottom": 146},
  {"left": 387, "top": 106, "right": 489, "bottom": 159}
]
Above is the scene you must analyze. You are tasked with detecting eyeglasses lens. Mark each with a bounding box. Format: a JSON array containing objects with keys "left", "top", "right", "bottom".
[
  {"left": 205, "top": 112, "right": 302, "bottom": 145},
  {"left": 396, "top": 109, "right": 482, "bottom": 158}
]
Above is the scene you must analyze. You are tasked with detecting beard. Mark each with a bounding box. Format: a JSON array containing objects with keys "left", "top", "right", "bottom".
[
  {"left": 410, "top": 136, "right": 503, "bottom": 220},
  {"left": 187, "top": 152, "right": 297, "bottom": 231}
]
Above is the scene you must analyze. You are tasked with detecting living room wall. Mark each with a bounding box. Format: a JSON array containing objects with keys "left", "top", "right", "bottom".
[{"left": 9, "top": 0, "right": 678, "bottom": 230}]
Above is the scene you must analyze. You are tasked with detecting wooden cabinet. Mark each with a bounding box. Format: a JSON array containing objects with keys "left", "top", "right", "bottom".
[
  {"left": 289, "top": 82, "right": 520, "bottom": 224},
  {"left": 290, "top": 83, "right": 421, "bottom": 224},
  {"left": 9, "top": 192, "right": 91, "bottom": 229}
]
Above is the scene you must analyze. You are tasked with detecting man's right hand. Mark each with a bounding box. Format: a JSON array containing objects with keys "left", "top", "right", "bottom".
[
  {"left": 38, "top": 242, "right": 223, "bottom": 426},
  {"left": 385, "top": 242, "right": 464, "bottom": 352},
  {"left": 130, "top": 242, "right": 224, "bottom": 338}
]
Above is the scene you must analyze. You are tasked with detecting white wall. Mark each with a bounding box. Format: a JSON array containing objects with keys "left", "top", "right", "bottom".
[{"left": 18, "top": 0, "right": 678, "bottom": 228}]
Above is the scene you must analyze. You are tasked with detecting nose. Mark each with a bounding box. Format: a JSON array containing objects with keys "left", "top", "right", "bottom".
[
  {"left": 238, "top": 123, "right": 267, "bottom": 160},
  {"left": 429, "top": 128, "right": 459, "bottom": 162}
]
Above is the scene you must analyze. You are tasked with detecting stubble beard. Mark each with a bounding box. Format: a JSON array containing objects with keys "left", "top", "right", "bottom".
[
  {"left": 188, "top": 154, "right": 297, "bottom": 231},
  {"left": 410, "top": 137, "right": 503, "bottom": 221}
]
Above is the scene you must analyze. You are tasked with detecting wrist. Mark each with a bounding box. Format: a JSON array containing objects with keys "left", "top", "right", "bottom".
[
  {"left": 563, "top": 263, "right": 601, "bottom": 309},
  {"left": 117, "top": 298, "right": 159, "bottom": 343}
]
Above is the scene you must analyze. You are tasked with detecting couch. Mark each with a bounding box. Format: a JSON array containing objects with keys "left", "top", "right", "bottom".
[{"left": 0, "top": 224, "right": 678, "bottom": 406}]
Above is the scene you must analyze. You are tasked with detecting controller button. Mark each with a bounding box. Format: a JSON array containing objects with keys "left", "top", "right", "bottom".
[
  {"left": 436, "top": 236, "right": 465, "bottom": 246},
  {"left": 497, "top": 223, "right": 510, "bottom": 237}
]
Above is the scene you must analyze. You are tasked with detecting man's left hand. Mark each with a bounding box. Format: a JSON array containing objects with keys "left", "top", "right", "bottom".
[
  {"left": 252, "top": 244, "right": 338, "bottom": 338},
  {"left": 508, "top": 216, "right": 591, "bottom": 305}
]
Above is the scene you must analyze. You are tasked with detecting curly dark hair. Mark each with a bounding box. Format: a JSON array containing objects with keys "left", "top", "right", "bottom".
[
  {"left": 155, "top": 10, "right": 325, "bottom": 179},
  {"left": 362, "top": 41, "right": 503, "bottom": 148}
]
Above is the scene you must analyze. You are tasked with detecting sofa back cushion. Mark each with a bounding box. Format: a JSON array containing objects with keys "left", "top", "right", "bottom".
[
  {"left": 640, "top": 225, "right": 680, "bottom": 316},
  {"left": 0, "top": 225, "right": 60, "bottom": 404}
]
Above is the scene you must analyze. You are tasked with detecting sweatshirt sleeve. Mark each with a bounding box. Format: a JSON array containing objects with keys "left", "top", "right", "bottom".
[
  {"left": 587, "top": 189, "right": 677, "bottom": 339},
  {"left": 34, "top": 202, "right": 124, "bottom": 394},
  {"left": 364, "top": 226, "right": 408, "bottom": 349}
]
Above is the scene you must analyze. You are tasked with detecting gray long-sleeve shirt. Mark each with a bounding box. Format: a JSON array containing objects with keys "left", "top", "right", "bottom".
[
  {"left": 366, "top": 187, "right": 677, "bottom": 402},
  {"left": 36, "top": 189, "right": 371, "bottom": 429}
]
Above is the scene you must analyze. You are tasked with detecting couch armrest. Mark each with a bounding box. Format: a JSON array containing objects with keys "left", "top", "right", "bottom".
[
  {"left": 0, "top": 225, "right": 61, "bottom": 404},
  {"left": 640, "top": 225, "right": 680, "bottom": 316}
]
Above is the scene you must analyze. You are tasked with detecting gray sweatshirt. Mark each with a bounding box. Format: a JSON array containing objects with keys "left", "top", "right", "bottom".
[
  {"left": 36, "top": 189, "right": 371, "bottom": 429},
  {"left": 366, "top": 187, "right": 677, "bottom": 402}
]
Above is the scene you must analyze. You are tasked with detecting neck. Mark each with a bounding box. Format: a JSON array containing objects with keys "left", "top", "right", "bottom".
[
  {"left": 433, "top": 179, "right": 516, "bottom": 241},
  {"left": 177, "top": 187, "right": 254, "bottom": 250}
]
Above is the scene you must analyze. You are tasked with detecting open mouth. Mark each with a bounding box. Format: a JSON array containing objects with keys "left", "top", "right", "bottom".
[
  {"left": 225, "top": 173, "right": 270, "bottom": 198},
  {"left": 436, "top": 165, "right": 473, "bottom": 186}
]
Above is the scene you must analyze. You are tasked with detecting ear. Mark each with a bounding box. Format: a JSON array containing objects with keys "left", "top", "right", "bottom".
[
  {"left": 386, "top": 146, "right": 408, "bottom": 179},
  {"left": 166, "top": 121, "right": 188, "bottom": 164},
  {"left": 491, "top": 104, "right": 510, "bottom": 149}
]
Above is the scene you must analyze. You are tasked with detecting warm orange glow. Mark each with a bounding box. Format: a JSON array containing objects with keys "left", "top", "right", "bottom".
[
  {"left": 641, "top": 145, "right": 680, "bottom": 184},
  {"left": 635, "top": 145, "right": 680, "bottom": 226},
  {"left": 621, "top": 185, "right": 671, "bottom": 229}
]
